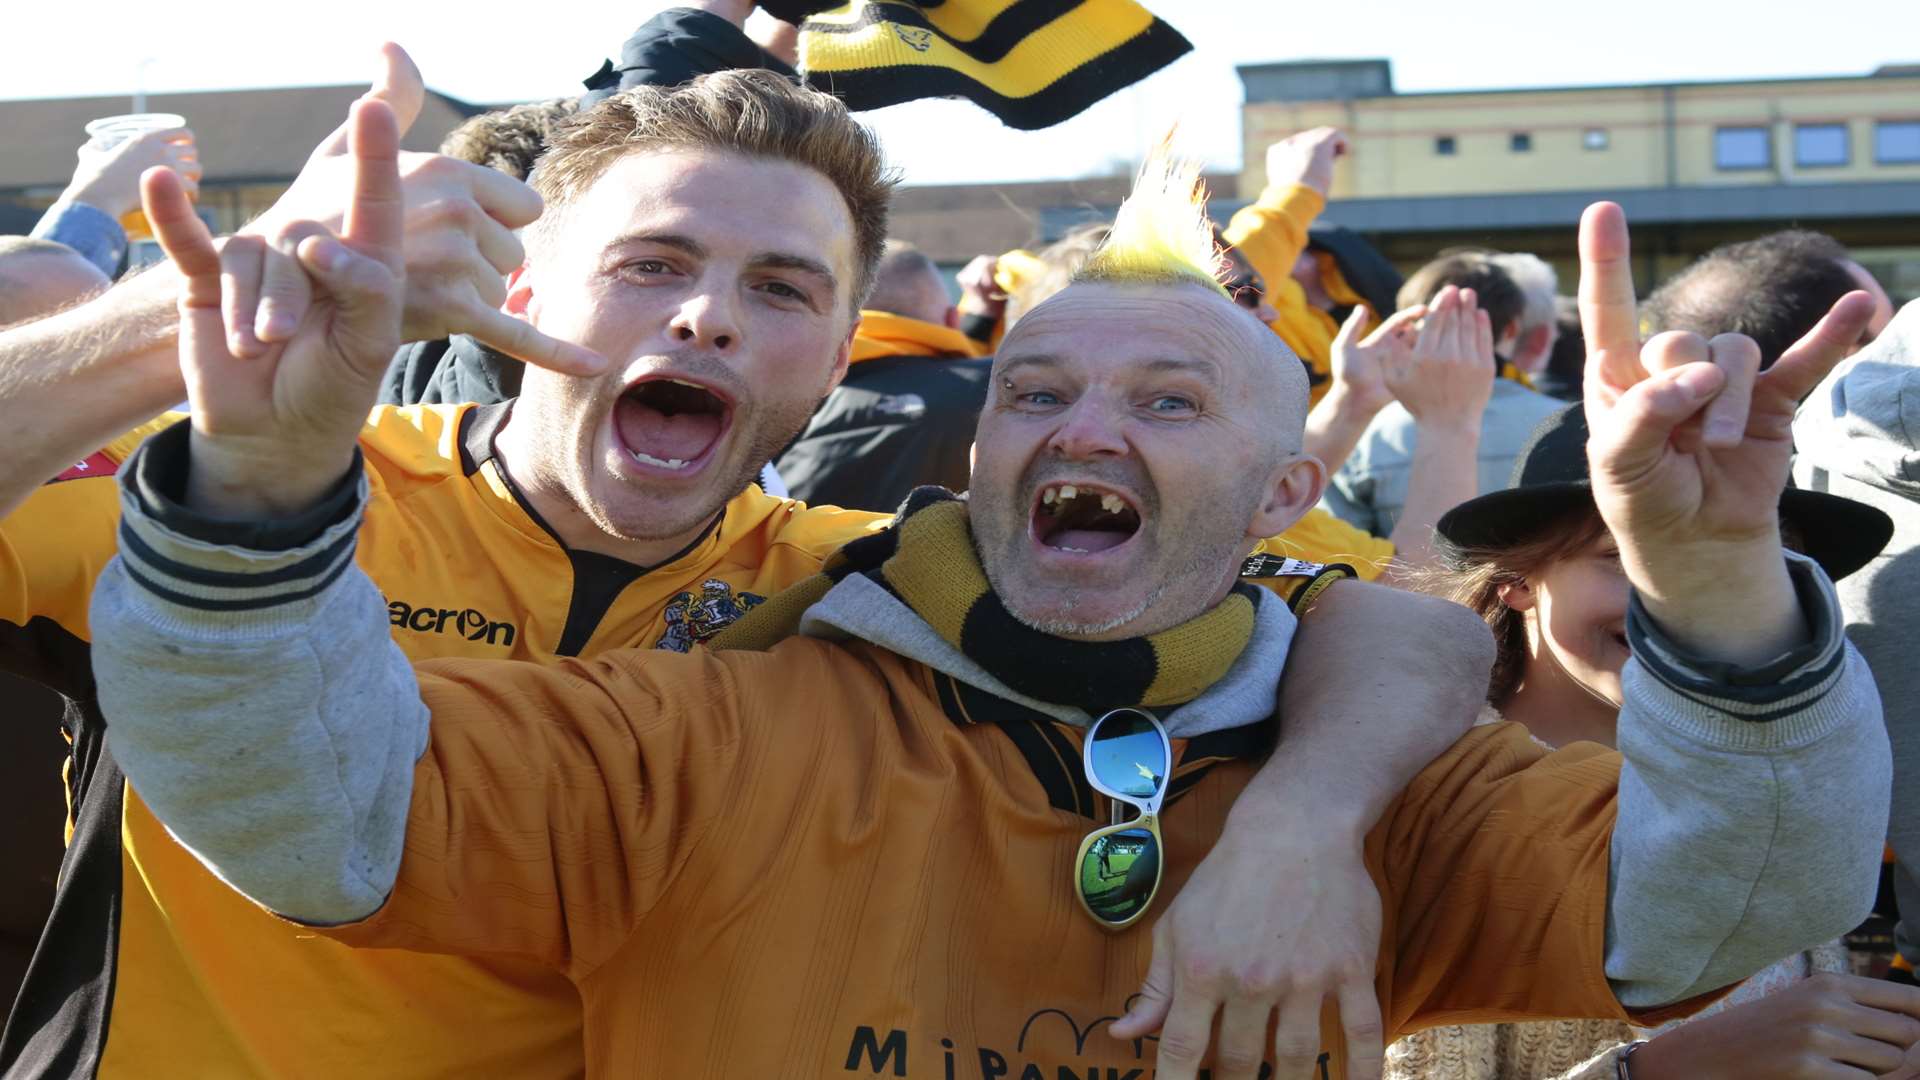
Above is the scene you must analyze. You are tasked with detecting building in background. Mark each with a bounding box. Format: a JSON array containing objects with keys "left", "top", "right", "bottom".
[
  {"left": 4, "top": 63, "right": 1915, "bottom": 302},
  {"left": 1228, "top": 59, "right": 1920, "bottom": 300},
  {"left": 0, "top": 86, "right": 479, "bottom": 238}
]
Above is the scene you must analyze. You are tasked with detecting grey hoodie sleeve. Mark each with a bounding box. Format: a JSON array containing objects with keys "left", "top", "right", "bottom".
[
  {"left": 89, "top": 432, "right": 425, "bottom": 925},
  {"left": 1792, "top": 301, "right": 1920, "bottom": 969},
  {"left": 1604, "top": 551, "right": 1890, "bottom": 1007}
]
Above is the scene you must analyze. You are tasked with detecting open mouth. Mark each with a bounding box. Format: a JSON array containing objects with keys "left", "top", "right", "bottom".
[
  {"left": 1030, "top": 482, "right": 1143, "bottom": 554},
  {"left": 613, "top": 376, "right": 733, "bottom": 474}
]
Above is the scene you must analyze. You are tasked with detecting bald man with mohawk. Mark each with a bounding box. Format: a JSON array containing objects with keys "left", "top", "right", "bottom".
[{"left": 91, "top": 147, "right": 1886, "bottom": 1079}]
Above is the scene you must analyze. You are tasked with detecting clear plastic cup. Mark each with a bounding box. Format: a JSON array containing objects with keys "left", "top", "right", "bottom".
[{"left": 83, "top": 113, "right": 192, "bottom": 239}]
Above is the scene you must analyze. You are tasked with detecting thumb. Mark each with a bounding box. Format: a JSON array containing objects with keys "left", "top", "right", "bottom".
[
  {"left": 1590, "top": 362, "right": 1724, "bottom": 480},
  {"left": 366, "top": 42, "right": 425, "bottom": 135},
  {"left": 313, "top": 42, "right": 425, "bottom": 158},
  {"left": 1109, "top": 927, "right": 1175, "bottom": 1039}
]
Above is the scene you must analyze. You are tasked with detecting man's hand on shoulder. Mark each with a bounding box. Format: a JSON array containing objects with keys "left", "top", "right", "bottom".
[{"left": 147, "top": 98, "right": 404, "bottom": 519}]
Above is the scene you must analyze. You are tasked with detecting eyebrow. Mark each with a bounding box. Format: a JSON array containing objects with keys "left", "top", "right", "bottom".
[
  {"left": 608, "top": 233, "right": 839, "bottom": 294},
  {"left": 1141, "top": 357, "right": 1224, "bottom": 383},
  {"left": 995, "top": 355, "right": 1224, "bottom": 382}
]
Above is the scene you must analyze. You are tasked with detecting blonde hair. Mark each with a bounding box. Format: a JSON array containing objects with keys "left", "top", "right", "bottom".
[
  {"left": 1074, "top": 142, "right": 1227, "bottom": 298},
  {"left": 525, "top": 70, "right": 895, "bottom": 310}
]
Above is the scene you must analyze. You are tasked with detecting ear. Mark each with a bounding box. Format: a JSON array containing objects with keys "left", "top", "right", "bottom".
[
  {"left": 1496, "top": 578, "right": 1538, "bottom": 613},
  {"left": 824, "top": 314, "right": 858, "bottom": 393},
  {"left": 504, "top": 263, "right": 535, "bottom": 320},
  {"left": 1248, "top": 453, "right": 1326, "bottom": 542}
]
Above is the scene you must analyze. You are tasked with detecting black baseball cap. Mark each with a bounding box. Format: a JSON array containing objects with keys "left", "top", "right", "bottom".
[{"left": 1435, "top": 404, "right": 1893, "bottom": 581}]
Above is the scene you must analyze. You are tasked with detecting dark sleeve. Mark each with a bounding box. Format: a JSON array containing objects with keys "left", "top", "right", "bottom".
[
  {"left": 378, "top": 338, "right": 519, "bottom": 408},
  {"left": 959, "top": 312, "right": 1000, "bottom": 347},
  {"left": 379, "top": 339, "right": 451, "bottom": 407},
  {"left": 582, "top": 7, "right": 796, "bottom": 102}
]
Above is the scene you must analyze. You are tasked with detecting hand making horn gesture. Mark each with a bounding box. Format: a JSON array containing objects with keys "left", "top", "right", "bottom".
[
  {"left": 1577, "top": 201, "right": 1875, "bottom": 663},
  {"left": 143, "top": 96, "right": 407, "bottom": 520}
]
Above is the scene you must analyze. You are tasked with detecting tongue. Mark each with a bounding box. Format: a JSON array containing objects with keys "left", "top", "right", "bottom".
[
  {"left": 1049, "top": 528, "right": 1131, "bottom": 553},
  {"left": 616, "top": 395, "right": 723, "bottom": 463}
]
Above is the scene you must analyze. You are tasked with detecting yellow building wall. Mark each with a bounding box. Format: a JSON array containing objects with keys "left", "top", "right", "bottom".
[{"left": 1242, "top": 76, "right": 1920, "bottom": 199}]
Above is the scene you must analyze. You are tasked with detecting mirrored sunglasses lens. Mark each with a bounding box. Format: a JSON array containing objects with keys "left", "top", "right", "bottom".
[
  {"left": 1088, "top": 712, "right": 1167, "bottom": 800},
  {"left": 1078, "top": 827, "right": 1160, "bottom": 925}
]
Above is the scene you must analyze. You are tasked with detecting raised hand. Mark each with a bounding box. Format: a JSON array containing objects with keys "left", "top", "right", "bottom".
[
  {"left": 60, "top": 123, "right": 201, "bottom": 221},
  {"left": 1327, "top": 303, "right": 1423, "bottom": 419},
  {"left": 1578, "top": 201, "right": 1874, "bottom": 663},
  {"left": 1263, "top": 127, "right": 1350, "bottom": 198},
  {"left": 228, "top": 43, "right": 602, "bottom": 377},
  {"left": 1382, "top": 285, "right": 1495, "bottom": 430},
  {"left": 146, "top": 97, "right": 404, "bottom": 519}
]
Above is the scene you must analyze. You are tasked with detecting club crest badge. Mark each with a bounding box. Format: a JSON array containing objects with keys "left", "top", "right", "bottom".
[{"left": 656, "top": 579, "right": 768, "bottom": 653}]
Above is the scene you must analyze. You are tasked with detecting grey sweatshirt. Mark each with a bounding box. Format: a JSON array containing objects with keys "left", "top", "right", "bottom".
[
  {"left": 89, "top": 443, "right": 1889, "bottom": 1009},
  {"left": 1794, "top": 298, "right": 1920, "bottom": 964}
]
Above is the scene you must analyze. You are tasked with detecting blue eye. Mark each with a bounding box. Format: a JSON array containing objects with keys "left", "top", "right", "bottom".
[
  {"left": 1020, "top": 390, "right": 1063, "bottom": 407},
  {"left": 1149, "top": 395, "right": 1196, "bottom": 413}
]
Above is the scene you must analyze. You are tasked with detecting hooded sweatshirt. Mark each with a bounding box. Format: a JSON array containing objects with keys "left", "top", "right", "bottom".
[{"left": 1793, "top": 298, "right": 1920, "bottom": 965}]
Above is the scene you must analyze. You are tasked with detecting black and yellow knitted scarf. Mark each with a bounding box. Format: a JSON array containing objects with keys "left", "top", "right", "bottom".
[
  {"left": 711, "top": 488, "right": 1259, "bottom": 712},
  {"left": 757, "top": 0, "right": 1191, "bottom": 131}
]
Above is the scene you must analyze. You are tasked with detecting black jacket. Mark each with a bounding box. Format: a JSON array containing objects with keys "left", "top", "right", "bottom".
[{"left": 775, "top": 355, "right": 993, "bottom": 513}]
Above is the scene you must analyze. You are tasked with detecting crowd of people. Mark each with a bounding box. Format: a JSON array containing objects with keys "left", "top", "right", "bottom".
[{"left": 1, "top": 4, "right": 1916, "bottom": 1078}]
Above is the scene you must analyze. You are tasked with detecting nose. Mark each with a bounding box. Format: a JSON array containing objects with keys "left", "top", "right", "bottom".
[
  {"left": 668, "top": 285, "right": 740, "bottom": 352},
  {"left": 1046, "top": 397, "right": 1129, "bottom": 460}
]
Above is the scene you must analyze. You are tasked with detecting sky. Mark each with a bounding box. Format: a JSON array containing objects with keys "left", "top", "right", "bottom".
[{"left": 4, "top": 1, "right": 1913, "bottom": 186}]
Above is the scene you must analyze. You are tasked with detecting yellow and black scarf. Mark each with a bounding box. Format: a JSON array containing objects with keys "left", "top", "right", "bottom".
[
  {"left": 711, "top": 487, "right": 1259, "bottom": 712},
  {"left": 758, "top": 0, "right": 1191, "bottom": 131}
]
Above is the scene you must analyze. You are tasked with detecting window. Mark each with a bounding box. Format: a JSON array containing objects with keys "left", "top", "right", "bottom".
[
  {"left": 1714, "top": 126, "right": 1772, "bottom": 170},
  {"left": 1878, "top": 120, "right": 1920, "bottom": 163},
  {"left": 1795, "top": 123, "right": 1850, "bottom": 167},
  {"left": 1434, "top": 135, "right": 1457, "bottom": 156},
  {"left": 1584, "top": 128, "right": 1610, "bottom": 151},
  {"left": 1510, "top": 132, "right": 1533, "bottom": 152}
]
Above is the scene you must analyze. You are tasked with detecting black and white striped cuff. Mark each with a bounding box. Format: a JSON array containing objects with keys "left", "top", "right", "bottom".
[
  {"left": 113, "top": 420, "right": 369, "bottom": 631},
  {"left": 1625, "top": 551, "right": 1848, "bottom": 728}
]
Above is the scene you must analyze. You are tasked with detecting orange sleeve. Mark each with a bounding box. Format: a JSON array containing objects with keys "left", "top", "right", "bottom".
[
  {"left": 1222, "top": 182, "right": 1324, "bottom": 290},
  {"left": 323, "top": 643, "right": 787, "bottom": 978},
  {"left": 1372, "top": 724, "right": 1629, "bottom": 1035}
]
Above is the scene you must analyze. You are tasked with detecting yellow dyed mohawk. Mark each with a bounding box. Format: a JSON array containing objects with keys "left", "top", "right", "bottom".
[{"left": 1074, "top": 139, "right": 1228, "bottom": 298}]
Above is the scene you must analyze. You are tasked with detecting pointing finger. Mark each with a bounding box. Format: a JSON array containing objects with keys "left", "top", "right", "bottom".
[
  {"left": 142, "top": 166, "right": 221, "bottom": 309},
  {"left": 343, "top": 97, "right": 405, "bottom": 272},
  {"left": 1579, "top": 201, "right": 1643, "bottom": 399}
]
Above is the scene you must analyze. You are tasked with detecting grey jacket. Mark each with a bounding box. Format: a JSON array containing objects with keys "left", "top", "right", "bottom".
[
  {"left": 1793, "top": 298, "right": 1920, "bottom": 963},
  {"left": 1323, "top": 378, "right": 1564, "bottom": 535},
  {"left": 89, "top": 431, "right": 1889, "bottom": 1010}
]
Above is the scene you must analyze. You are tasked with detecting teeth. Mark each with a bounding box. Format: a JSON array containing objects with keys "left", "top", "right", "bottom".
[
  {"left": 633, "top": 452, "right": 690, "bottom": 470},
  {"left": 1101, "top": 494, "right": 1123, "bottom": 514},
  {"left": 665, "top": 379, "right": 706, "bottom": 391},
  {"left": 1042, "top": 488, "right": 1057, "bottom": 505},
  {"left": 1058, "top": 485, "right": 1077, "bottom": 501}
]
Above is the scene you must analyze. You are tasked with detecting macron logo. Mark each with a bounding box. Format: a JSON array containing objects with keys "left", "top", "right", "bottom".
[{"left": 387, "top": 600, "right": 517, "bottom": 648}]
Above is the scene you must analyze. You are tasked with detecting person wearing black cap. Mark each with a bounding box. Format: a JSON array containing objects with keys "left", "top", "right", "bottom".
[{"left": 1388, "top": 205, "right": 1906, "bottom": 1080}]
